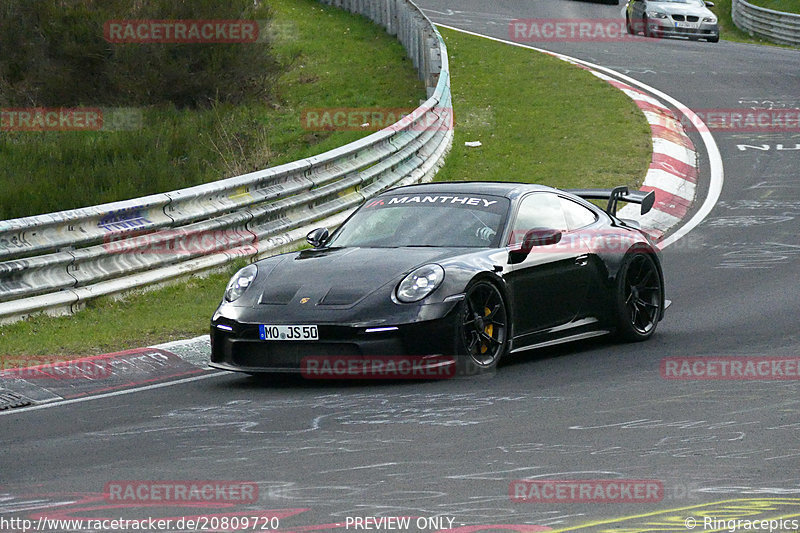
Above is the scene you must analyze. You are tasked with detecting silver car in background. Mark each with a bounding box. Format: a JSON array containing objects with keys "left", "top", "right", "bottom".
[{"left": 626, "top": 0, "right": 719, "bottom": 42}]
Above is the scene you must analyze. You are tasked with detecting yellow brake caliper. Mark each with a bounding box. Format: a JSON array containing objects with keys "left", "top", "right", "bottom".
[{"left": 481, "top": 307, "right": 493, "bottom": 353}]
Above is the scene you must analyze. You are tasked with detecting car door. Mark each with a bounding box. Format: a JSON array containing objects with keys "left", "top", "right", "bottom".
[
  {"left": 558, "top": 196, "right": 606, "bottom": 320},
  {"left": 504, "top": 192, "right": 594, "bottom": 341}
]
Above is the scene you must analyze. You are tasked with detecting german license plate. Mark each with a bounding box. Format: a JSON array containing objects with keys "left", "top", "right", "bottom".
[
  {"left": 676, "top": 21, "right": 696, "bottom": 28},
  {"left": 259, "top": 325, "right": 319, "bottom": 341}
]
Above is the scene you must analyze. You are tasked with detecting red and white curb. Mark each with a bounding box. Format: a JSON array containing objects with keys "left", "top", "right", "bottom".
[
  {"left": 553, "top": 56, "right": 698, "bottom": 244},
  {"left": 596, "top": 73, "right": 697, "bottom": 242}
]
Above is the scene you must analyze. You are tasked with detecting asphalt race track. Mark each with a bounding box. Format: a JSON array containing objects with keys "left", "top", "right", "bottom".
[{"left": 2, "top": 2, "right": 800, "bottom": 531}]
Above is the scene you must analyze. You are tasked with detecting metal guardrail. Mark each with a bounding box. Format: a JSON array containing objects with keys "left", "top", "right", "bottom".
[
  {"left": 732, "top": 0, "right": 800, "bottom": 46},
  {"left": 0, "top": 0, "right": 453, "bottom": 323}
]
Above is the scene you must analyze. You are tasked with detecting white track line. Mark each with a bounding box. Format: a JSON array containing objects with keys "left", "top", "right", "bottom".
[{"left": 434, "top": 23, "right": 724, "bottom": 249}]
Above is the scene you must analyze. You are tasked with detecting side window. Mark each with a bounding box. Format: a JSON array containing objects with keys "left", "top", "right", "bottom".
[
  {"left": 509, "top": 193, "right": 567, "bottom": 245},
  {"left": 560, "top": 197, "right": 598, "bottom": 231}
]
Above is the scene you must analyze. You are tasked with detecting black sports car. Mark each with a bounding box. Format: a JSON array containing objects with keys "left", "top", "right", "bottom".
[{"left": 210, "top": 182, "right": 667, "bottom": 376}]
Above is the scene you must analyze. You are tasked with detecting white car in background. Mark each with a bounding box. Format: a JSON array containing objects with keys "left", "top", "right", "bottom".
[{"left": 626, "top": 0, "right": 720, "bottom": 42}]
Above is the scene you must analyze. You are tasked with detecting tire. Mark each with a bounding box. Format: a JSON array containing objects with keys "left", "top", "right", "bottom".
[
  {"left": 708, "top": 35, "right": 719, "bottom": 43},
  {"left": 456, "top": 280, "right": 509, "bottom": 375},
  {"left": 614, "top": 252, "right": 663, "bottom": 342}
]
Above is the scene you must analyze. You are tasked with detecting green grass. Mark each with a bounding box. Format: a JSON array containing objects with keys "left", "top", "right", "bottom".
[
  {"left": 436, "top": 29, "right": 651, "bottom": 189},
  {"left": 746, "top": 0, "right": 800, "bottom": 13},
  {"left": 0, "top": 0, "right": 423, "bottom": 220},
  {"left": 0, "top": 26, "right": 654, "bottom": 361}
]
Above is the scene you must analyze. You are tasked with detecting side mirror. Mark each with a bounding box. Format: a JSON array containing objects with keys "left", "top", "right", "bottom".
[
  {"left": 306, "top": 227, "right": 329, "bottom": 248},
  {"left": 508, "top": 229, "right": 562, "bottom": 264},
  {"left": 704, "top": 1, "right": 715, "bottom": 6}
]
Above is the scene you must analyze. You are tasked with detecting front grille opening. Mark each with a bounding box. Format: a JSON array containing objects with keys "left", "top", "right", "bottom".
[{"left": 232, "top": 342, "right": 362, "bottom": 369}]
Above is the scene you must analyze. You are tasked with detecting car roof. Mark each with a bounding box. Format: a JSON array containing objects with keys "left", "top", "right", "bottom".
[{"left": 383, "top": 181, "right": 557, "bottom": 200}]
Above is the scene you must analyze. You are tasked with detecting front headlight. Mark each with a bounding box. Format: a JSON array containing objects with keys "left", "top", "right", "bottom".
[
  {"left": 703, "top": 16, "right": 717, "bottom": 23},
  {"left": 224, "top": 264, "right": 257, "bottom": 302},
  {"left": 396, "top": 264, "right": 445, "bottom": 303},
  {"left": 647, "top": 11, "right": 668, "bottom": 18}
]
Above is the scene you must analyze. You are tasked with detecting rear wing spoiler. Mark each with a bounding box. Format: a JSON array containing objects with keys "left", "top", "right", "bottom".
[{"left": 568, "top": 186, "right": 656, "bottom": 217}]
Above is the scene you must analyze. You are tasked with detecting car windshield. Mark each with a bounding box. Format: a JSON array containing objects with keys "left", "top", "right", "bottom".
[{"left": 326, "top": 193, "right": 510, "bottom": 248}]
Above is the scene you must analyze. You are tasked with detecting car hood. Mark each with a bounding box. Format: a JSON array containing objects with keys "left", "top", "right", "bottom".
[
  {"left": 246, "top": 247, "right": 460, "bottom": 308},
  {"left": 647, "top": 1, "right": 713, "bottom": 17}
]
